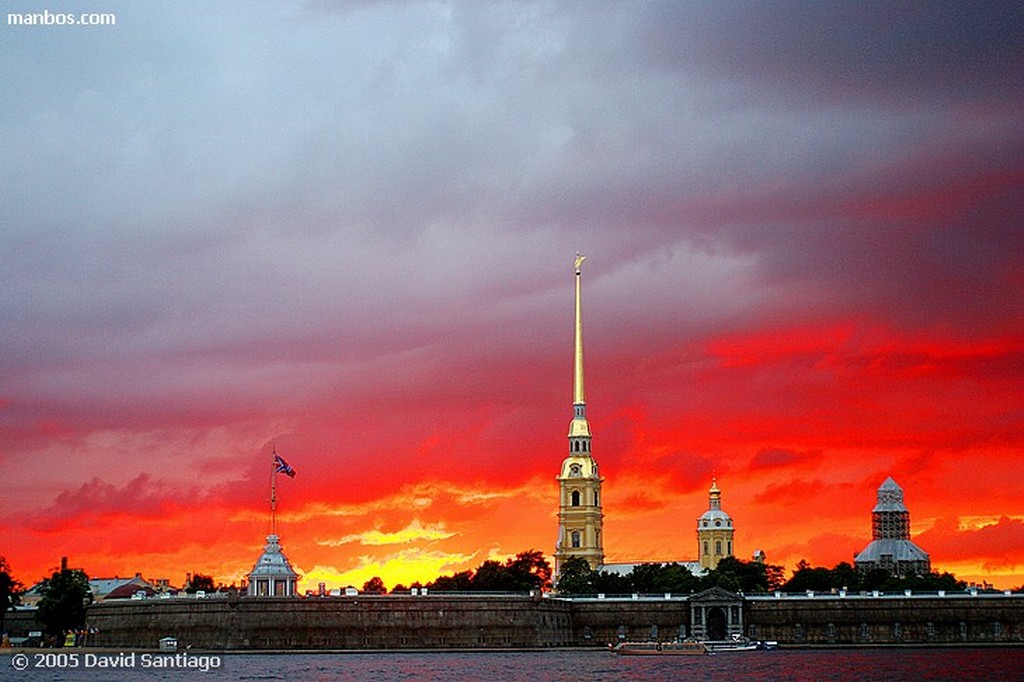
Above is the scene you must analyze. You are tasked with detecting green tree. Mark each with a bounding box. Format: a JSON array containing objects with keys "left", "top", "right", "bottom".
[
  {"left": 628, "top": 562, "right": 666, "bottom": 593},
  {"left": 185, "top": 573, "right": 215, "bottom": 593},
  {"left": 902, "top": 570, "right": 967, "bottom": 592},
  {"left": 859, "top": 567, "right": 896, "bottom": 592},
  {"left": 829, "top": 562, "right": 860, "bottom": 591},
  {"left": 427, "top": 550, "right": 553, "bottom": 593},
  {"left": 780, "top": 560, "right": 836, "bottom": 592},
  {"left": 504, "top": 550, "right": 553, "bottom": 592},
  {"left": 705, "top": 556, "right": 781, "bottom": 594},
  {"left": 659, "top": 562, "right": 704, "bottom": 593},
  {"left": 426, "top": 570, "right": 474, "bottom": 592},
  {"left": 590, "top": 569, "right": 632, "bottom": 595},
  {"left": 362, "top": 576, "right": 387, "bottom": 594},
  {"left": 1, "top": 557, "right": 23, "bottom": 637},
  {"left": 470, "top": 560, "right": 507, "bottom": 591},
  {"left": 36, "top": 567, "right": 91, "bottom": 637},
  {"left": 764, "top": 563, "right": 786, "bottom": 592},
  {"left": 555, "top": 557, "right": 596, "bottom": 595}
]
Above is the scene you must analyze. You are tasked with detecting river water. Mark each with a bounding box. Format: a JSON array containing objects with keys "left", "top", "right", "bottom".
[{"left": 8, "top": 647, "right": 1024, "bottom": 681}]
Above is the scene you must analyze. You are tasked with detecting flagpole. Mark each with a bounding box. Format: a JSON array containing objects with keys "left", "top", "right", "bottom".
[{"left": 271, "top": 446, "right": 278, "bottom": 536}]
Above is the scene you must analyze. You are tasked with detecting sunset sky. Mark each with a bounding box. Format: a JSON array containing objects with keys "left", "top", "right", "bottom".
[{"left": 2, "top": 2, "right": 1022, "bottom": 593}]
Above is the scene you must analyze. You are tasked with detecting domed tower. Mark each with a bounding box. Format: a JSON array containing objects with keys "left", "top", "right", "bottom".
[
  {"left": 247, "top": 533, "right": 299, "bottom": 596},
  {"left": 854, "top": 477, "right": 930, "bottom": 577},
  {"left": 554, "top": 254, "right": 604, "bottom": 575},
  {"left": 697, "top": 478, "right": 734, "bottom": 570}
]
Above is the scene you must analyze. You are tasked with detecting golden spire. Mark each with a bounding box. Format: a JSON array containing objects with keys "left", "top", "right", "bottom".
[
  {"left": 709, "top": 477, "right": 722, "bottom": 510},
  {"left": 569, "top": 253, "right": 591, "bottom": 438},
  {"left": 573, "top": 252, "right": 586, "bottom": 407}
]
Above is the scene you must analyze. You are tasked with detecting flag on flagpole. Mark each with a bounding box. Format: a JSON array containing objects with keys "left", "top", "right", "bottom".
[{"left": 274, "top": 453, "right": 296, "bottom": 478}]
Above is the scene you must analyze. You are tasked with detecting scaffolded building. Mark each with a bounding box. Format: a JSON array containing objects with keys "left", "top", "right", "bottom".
[{"left": 854, "top": 477, "right": 931, "bottom": 577}]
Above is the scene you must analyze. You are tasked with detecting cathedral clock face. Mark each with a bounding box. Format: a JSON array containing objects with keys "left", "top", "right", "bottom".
[{"left": 570, "top": 463, "right": 582, "bottom": 477}]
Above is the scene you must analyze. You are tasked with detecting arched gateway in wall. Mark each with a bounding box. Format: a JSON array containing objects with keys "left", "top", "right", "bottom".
[{"left": 690, "top": 587, "right": 745, "bottom": 642}]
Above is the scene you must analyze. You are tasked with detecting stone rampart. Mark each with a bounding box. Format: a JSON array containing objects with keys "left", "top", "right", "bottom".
[
  {"left": 745, "top": 592, "right": 1024, "bottom": 645},
  {"left": 59, "top": 590, "right": 1024, "bottom": 650},
  {"left": 566, "top": 596, "right": 690, "bottom": 644},
  {"left": 86, "top": 594, "right": 573, "bottom": 650}
]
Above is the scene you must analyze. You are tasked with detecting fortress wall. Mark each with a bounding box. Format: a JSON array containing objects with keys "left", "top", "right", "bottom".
[
  {"left": 746, "top": 594, "right": 1024, "bottom": 645},
  {"left": 72, "top": 592, "right": 1024, "bottom": 650},
  {"left": 86, "top": 595, "right": 573, "bottom": 650},
  {"left": 565, "top": 598, "right": 691, "bottom": 645}
]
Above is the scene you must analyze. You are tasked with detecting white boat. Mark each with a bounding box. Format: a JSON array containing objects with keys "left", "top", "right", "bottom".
[
  {"left": 704, "top": 634, "right": 778, "bottom": 652},
  {"left": 611, "top": 640, "right": 709, "bottom": 656}
]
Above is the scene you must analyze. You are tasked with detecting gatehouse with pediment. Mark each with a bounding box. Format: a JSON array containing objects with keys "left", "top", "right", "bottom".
[{"left": 689, "top": 586, "right": 745, "bottom": 640}]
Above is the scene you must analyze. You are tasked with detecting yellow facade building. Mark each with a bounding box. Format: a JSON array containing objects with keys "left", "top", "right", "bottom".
[{"left": 697, "top": 478, "right": 735, "bottom": 570}]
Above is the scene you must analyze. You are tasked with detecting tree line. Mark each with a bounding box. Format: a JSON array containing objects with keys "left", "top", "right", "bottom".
[
  {"left": 555, "top": 556, "right": 785, "bottom": 595},
  {"left": 779, "top": 560, "right": 966, "bottom": 593},
  {"left": 554, "top": 556, "right": 971, "bottom": 596},
  {"left": 374, "top": 549, "right": 553, "bottom": 594}
]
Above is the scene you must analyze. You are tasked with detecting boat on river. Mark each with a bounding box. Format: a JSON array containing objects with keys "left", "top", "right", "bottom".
[
  {"left": 704, "top": 634, "right": 778, "bottom": 652},
  {"left": 610, "top": 640, "right": 709, "bottom": 656}
]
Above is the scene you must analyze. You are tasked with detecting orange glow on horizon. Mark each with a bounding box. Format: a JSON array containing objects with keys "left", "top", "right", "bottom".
[{"left": 4, "top": 322, "right": 1022, "bottom": 593}]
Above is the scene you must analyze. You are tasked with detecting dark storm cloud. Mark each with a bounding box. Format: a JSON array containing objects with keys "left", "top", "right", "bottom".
[
  {"left": 637, "top": 1, "right": 1024, "bottom": 105},
  {"left": 751, "top": 448, "right": 823, "bottom": 471},
  {"left": 28, "top": 474, "right": 195, "bottom": 531},
  {"left": 2, "top": 0, "right": 1019, "bottom": 425},
  {"left": 2, "top": 2, "right": 1022, "bottom": 586}
]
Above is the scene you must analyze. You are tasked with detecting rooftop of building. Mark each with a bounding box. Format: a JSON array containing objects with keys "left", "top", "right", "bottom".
[{"left": 854, "top": 537, "right": 930, "bottom": 564}]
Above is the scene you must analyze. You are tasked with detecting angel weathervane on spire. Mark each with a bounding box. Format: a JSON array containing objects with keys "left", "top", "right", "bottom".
[{"left": 575, "top": 252, "right": 586, "bottom": 273}]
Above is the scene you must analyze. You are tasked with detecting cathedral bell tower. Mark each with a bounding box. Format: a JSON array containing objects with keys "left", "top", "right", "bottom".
[
  {"left": 554, "top": 254, "right": 605, "bottom": 575},
  {"left": 697, "top": 478, "right": 734, "bottom": 570}
]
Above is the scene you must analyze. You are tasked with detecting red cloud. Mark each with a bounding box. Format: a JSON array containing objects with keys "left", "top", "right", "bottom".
[
  {"left": 917, "top": 516, "right": 1024, "bottom": 570},
  {"left": 750, "top": 447, "right": 823, "bottom": 470},
  {"left": 29, "top": 474, "right": 197, "bottom": 532}
]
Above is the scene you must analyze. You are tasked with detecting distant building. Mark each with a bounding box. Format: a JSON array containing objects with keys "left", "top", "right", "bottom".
[
  {"left": 18, "top": 584, "right": 43, "bottom": 608},
  {"left": 697, "top": 478, "right": 735, "bottom": 570},
  {"left": 246, "top": 534, "right": 299, "bottom": 596},
  {"left": 152, "top": 577, "right": 174, "bottom": 593},
  {"left": 554, "top": 255, "right": 604, "bottom": 574},
  {"left": 89, "top": 574, "right": 156, "bottom": 601},
  {"left": 21, "top": 570, "right": 161, "bottom": 606},
  {"left": 854, "top": 477, "right": 931, "bottom": 577},
  {"left": 601, "top": 560, "right": 705, "bottom": 580}
]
